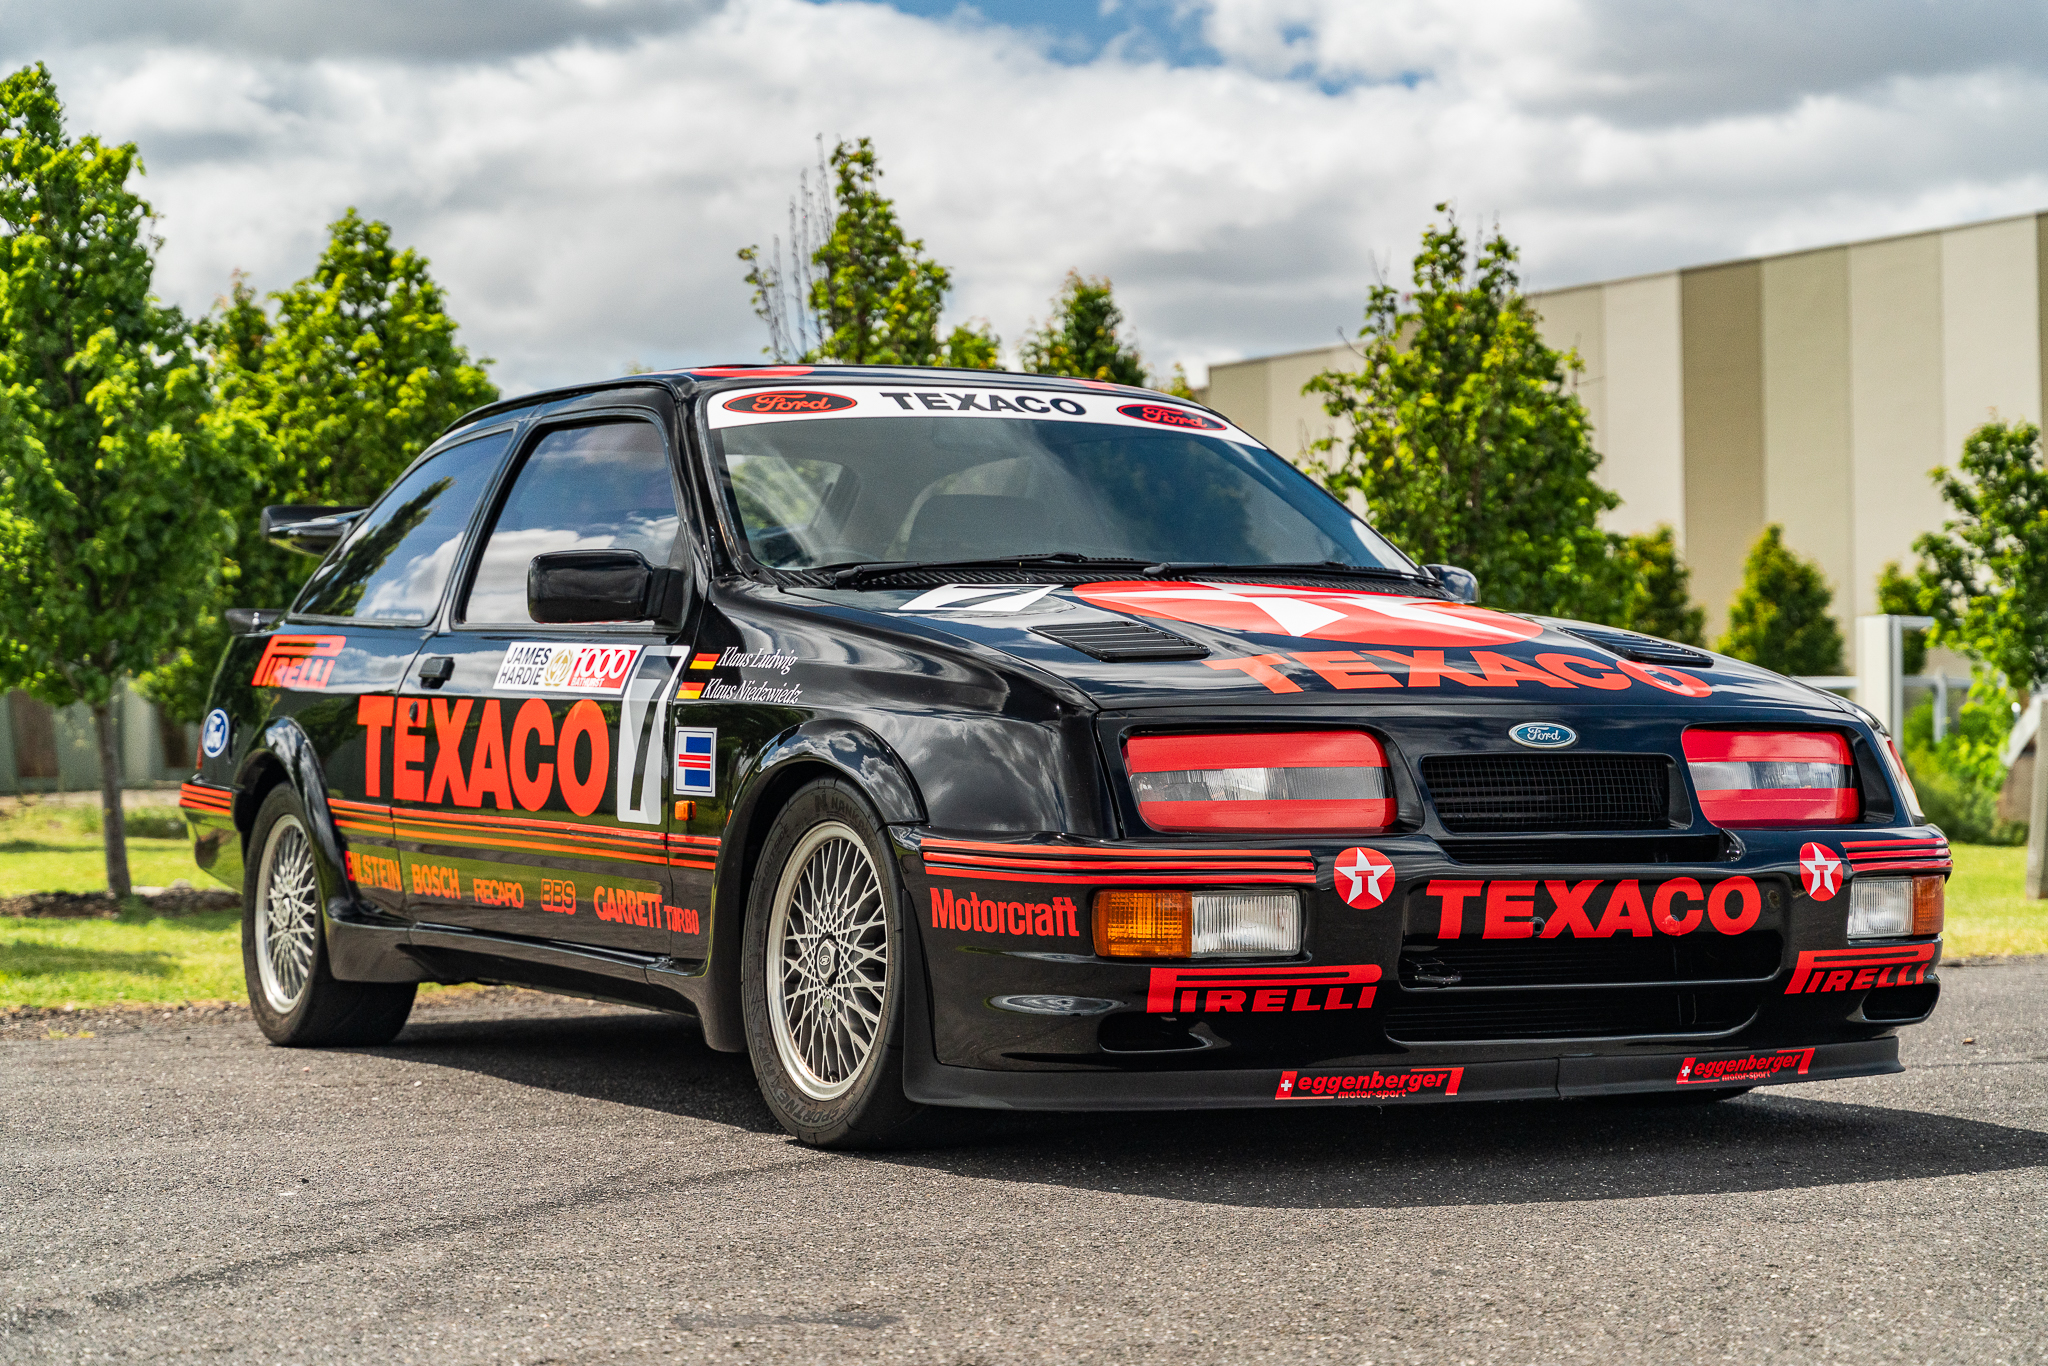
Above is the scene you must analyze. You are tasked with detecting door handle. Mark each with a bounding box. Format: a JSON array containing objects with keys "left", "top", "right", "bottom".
[{"left": 417, "top": 656, "right": 454, "bottom": 688}]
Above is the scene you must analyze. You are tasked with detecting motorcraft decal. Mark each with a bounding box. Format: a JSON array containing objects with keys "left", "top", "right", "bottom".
[
  {"left": 1421, "top": 877, "right": 1765, "bottom": 939},
  {"left": 250, "top": 634, "right": 346, "bottom": 689},
  {"left": 1146, "top": 964, "right": 1382, "bottom": 1014},
  {"left": 706, "top": 385, "right": 1258, "bottom": 444},
  {"left": 1785, "top": 943, "right": 1939, "bottom": 994},
  {"left": 494, "top": 643, "right": 643, "bottom": 696},
  {"left": 1278, "top": 1066, "right": 1461, "bottom": 1100},
  {"left": 928, "top": 888, "right": 1081, "bottom": 938},
  {"left": 1677, "top": 1048, "right": 1813, "bottom": 1086}
]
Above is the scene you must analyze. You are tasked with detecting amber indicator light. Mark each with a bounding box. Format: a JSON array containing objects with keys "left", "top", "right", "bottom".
[
  {"left": 1094, "top": 890, "right": 1192, "bottom": 958},
  {"left": 1912, "top": 875, "right": 1945, "bottom": 936}
]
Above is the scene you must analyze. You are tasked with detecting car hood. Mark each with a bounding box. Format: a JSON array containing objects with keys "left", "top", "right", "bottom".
[{"left": 790, "top": 579, "right": 1848, "bottom": 714}]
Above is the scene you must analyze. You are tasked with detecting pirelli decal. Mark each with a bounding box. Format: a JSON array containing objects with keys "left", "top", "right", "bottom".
[
  {"left": 1785, "top": 943, "right": 1939, "bottom": 995},
  {"left": 1146, "top": 963, "right": 1381, "bottom": 1014}
]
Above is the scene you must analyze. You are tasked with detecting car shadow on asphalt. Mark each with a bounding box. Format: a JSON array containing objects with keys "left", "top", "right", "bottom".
[{"left": 365, "top": 1007, "right": 2048, "bottom": 1207}]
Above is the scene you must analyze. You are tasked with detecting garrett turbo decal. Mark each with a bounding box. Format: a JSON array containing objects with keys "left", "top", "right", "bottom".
[
  {"left": 494, "top": 643, "right": 643, "bottom": 696},
  {"left": 929, "top": 888, "right": 1081, "bottom": 938},
  {"left": 1677, "top": 1047, "right": 1813, "bottom": 1086},
  {"left": 1422, "top": 876, "right": 1764, "bottom": 939},
  {"left": 720, "top": 390, "right": 856, "bottom": 415},
  {"left": 1785, "top": 943, "right": 1939, "bottom": 994},
  {"left": 1278, "top": 1066, "right": 1462, "bottom": 1100},
  {"left": 1146, "top": 964, "right": 1382, "bottom": 1014},
  {"left": 251, "top": 634, "right": 345, "bottom": 689}
]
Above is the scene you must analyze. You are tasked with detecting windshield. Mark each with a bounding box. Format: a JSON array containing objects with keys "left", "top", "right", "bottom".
[{"left": 706, "top": 385, "right": 1415, "bottom": 574}]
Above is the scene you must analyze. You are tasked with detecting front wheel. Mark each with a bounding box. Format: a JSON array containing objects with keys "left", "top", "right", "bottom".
[
  {"left": 741, "top": 779, "right": 965, "bottom": 1148},
  {"left": 242, "top": 785, "right": 416, "bottom": 1046}
]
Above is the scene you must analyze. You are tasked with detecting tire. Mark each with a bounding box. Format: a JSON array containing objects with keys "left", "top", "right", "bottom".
[
  {"left": 243, "top": 785, "right": 416, "bottom": 1046},
  {"left": 741, "top": 778, "right": 967, "bottom": 1149}
]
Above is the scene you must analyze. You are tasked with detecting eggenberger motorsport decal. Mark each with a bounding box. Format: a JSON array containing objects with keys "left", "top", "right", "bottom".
[
  {"left": 1676, "top": 1048, "right": 1812, "bottom": 1086},
  {"left": 495, "top": 642, "right": 643, "bottom": 695},
  {"left": 1277, "top": 1066, "right": 1462, "bottom": 1100}
]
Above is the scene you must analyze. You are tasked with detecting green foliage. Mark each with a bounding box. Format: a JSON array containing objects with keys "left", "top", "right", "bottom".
[
  {"left": 1717, "top": 525, "right": 1844, "bottom": 676},
  {"left": 1903, "top": 420, "right": 2048, "bottom": 691},
  {"left": 147, "top": 212, "right": 497, "bottom": 719},
  {"left": 1020, "top": 271, "right": 1148, "bottom": 386},
  {"left": 1304, "top": 206, "right": 1622, "bottom": 619},
  {"left": 1157, "top": 364, "right": 1199, "bottom": 401},
  {"left": 0, "top": 63, "right": 256, "bottom": 894},
  {"left": 742, "top": 138, "right": 999, "bottom": 368},
  {"left": 1615, "top": 525, "right": 1706, "bottom": 645},
  {"left": 1898, "top": 678, "right": 2025, "bottom": 845},
  {"left": 1876, "top": 561, "right": 1929, "bottom": 675}
]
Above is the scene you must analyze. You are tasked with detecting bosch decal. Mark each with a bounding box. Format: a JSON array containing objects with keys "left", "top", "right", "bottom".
[
  {"left": 250, "top": 634, "right": 345, "bottom": 689},
  {"left": 1277, "top": 1066, "right": 1463, "bottom": 1100},
  {"left": 1146, "top": 964, "right": 1382, "bottom": 1014},
  {"left": 1786, "top": 943, "right": 1939, "bottom": 994},
  {"left": 1334, "top": 846, "right": 1395, "bottom": 909},
  {"left": 930, "top": 889, "right": 1081, "bottom": 938},
  {"left": 493, "top": 642, "right": 643, "bottom": 696},
  {"left": 1677, "top": 1047, "right": 1813, "bottom": 1086},
  {"left": 1423, "top": 877, "right": 1764, "bottom": 939},
  {"left": 1800, "top": 843, "right": 1844, "bottom": 900}
]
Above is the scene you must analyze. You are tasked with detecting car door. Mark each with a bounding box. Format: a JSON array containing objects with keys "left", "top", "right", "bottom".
[
  {"left": 274, "top": 429, "right": 514, "bottom": 914},
  {"left": 394, "top": 413, "right": 694, "bottom": 955}
]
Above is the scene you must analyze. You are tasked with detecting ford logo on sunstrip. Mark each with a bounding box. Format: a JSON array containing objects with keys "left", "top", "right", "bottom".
[{"left": 1509, "top": 722, "right": 1577, "bottom": 749}]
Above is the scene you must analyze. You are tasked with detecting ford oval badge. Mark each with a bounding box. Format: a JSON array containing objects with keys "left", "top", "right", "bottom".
[{"left": 1509, "top": 721, "right": 1576, "bottom": 749}]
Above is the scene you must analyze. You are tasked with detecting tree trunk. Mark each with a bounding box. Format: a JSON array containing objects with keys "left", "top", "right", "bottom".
[
  {"left": 91, "top": 702, "right": 131, "bottom": 899},
  {"left": 2028, "top": 709, "right": 2048, "bottom": 900}
]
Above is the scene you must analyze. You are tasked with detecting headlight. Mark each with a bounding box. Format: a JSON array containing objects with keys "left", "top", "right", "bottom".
[
  {"left": 1125, "top": 731, "right": 1391, "bottom": 833},
  {"left": 1682, "top": 730, "right": 1857, "bottom": 827},
  {"left": 1848, "top": 875, "right": 1945, "bottom": 939},
  {"left": 1093, "top": 889, "right": 1302, "bottom": 959}
]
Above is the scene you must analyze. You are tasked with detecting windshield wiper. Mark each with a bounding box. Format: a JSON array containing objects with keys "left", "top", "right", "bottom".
[
  {"left": 1139, "top": 560, "right": 1427, "bottom": 581},
  {"left": 822, "top": 553, "right": 1151, "bottom": 587}
]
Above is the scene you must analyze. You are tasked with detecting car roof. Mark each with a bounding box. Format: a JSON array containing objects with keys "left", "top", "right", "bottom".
[{"left": 439, "top": 364, "right": 1221, "bottom": 439}]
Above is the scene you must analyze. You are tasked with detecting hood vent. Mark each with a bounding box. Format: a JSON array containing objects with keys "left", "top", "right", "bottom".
[
  {"left": 1033, "top": 620, "right": 1209, "bottom": 662},
  {"left": 1551, "top": 623, "right": 1712, "bottom": 668}
]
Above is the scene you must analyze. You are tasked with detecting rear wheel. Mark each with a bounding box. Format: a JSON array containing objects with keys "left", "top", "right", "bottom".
[
  {"left": 243, "top": 786, "right": 416, "bottom": 1046},
  {"left": 741, "top": 779, "right": 967, "bottom": 1148}
]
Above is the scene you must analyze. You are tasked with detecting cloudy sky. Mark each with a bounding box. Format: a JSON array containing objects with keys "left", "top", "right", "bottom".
[{"left": 9, "top": 0, "right": 2048, "bottom": 394}]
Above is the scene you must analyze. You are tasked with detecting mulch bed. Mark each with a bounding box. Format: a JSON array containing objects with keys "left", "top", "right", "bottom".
[{"left": 0, "top": 887, "right": 239, "bottom": 918}]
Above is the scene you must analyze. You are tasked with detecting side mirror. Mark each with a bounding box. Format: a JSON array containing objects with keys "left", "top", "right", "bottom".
[
  {"left": 262, "top": 505, "right": 366, "bottom": 555},
  {"left": 528, "top": 549, "right": 690, "bottom": 626},
  {"left": 1426, "top": 563, "right": 1479, "bottom": 604}
]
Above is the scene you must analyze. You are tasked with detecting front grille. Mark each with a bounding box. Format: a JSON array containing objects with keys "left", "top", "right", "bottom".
[
  {"left": 1399, "top": 934, "right": 1782, "bottom": 989},
  {"left": 1420, "top": 754, "right": 1670, "bottom": 833},
  {"left": 1383, "top": 987, "right": 1762, "bottom": 1042},
  {"left": 1438, "top": 834, "right": 1726, "bottom": 865}
]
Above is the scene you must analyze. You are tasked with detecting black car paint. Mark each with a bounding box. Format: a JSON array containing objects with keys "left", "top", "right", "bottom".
[{"left": 182, "top": 366, "right": 1945, "bottom": 1105}]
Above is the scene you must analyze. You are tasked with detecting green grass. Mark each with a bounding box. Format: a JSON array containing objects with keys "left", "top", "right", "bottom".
[
  {"left": 0, "top": 804, "right": 205, "bottom": 896},
  {"left": 1, "top": 909, "right": 243, "bottom": 1008},
  {"left": 1942, "top": 843, "right": 2048, "bottom": 957}
]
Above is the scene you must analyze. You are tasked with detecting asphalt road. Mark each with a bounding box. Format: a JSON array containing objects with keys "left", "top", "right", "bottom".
[{"left": 4, "top": 965, "right": 2045, "bottom": 1366}]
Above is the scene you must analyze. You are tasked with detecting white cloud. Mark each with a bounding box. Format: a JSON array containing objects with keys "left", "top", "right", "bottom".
[{"left": 8, "top": 0, "right": 2048, "bottom": 396}]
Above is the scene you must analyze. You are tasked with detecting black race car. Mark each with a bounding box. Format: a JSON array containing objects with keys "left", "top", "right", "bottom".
[{"left": 182, "top": 366, "right": 1948, "bottom": 1147}]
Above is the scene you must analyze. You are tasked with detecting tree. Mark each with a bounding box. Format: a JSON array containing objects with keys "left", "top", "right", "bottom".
[
  {"left": 740, "top": 137, "right": 999, "bottom": 368},
  {"left": 1903, "top": 420, "right": 2048, "bottom": 692},
  {"left": 1304, "top": 206, "right": 1622, "bottom": 619},
  {"left": 1616, "top": 526, "right": 1706, "bottom": 645},
  {"left": 1020, "top": 271, "right": 1148, "bottom": 385},
  {"left": 1876, "top": 561, "right": 1929, "bottom": 676},
  {"left": 148, "top": 213, "right": 498, "bottom": 720},
  {"left": 0, "top": 63, "right": 254, "bottom": 896},
  {"left": 1717, "top": 525, "right": 1845, "bottom": 676}
]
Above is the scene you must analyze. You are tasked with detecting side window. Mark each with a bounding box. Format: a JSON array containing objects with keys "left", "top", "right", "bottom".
[
  {"left": 461, "top": 421, "right": 682, "bottom": 625},
  {"left": 293, "top": 433, "right": 511, "bottom": 623}
]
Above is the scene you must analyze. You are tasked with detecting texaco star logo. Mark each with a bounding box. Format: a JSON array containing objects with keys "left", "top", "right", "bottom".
[
  {"left": 1799, "top": 842, "right": 1843, "bottom": 901},
  {"left": 1334, "top": 846, "right": 1396, "bottom": 909},
  {"left": 1073, "top": 581, "right": 1543, "bottom": 647}
]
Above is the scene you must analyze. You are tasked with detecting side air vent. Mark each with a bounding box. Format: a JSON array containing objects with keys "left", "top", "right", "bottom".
[
  {"left": 1551, "top": 622, "right": 1712, "bottom": 668},
  {"left": 1033, "top": 620, "right": 1209, "bottom": 662}
]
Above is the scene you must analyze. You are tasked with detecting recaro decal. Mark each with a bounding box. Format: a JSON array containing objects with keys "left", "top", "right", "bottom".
[
  {"left": 251, "top": 634, "right": 346, "bottom": 689},
  {"left": 1423, "top": 877, "right": 1764, "bottom": 939},
  {"left": 1278, "top": 1066, "right": 1461, "bottom": 1100}
]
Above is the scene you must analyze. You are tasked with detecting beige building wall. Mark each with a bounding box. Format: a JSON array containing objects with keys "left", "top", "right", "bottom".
[
  {"left": 1761, "top": 247, "right": 1854, "bottom": 632},
  {"left": 1202, "top": 343, "right": 1352, "bottom": 465},
  {"left": 1595, "top": 274, "right": 1686, "bottom": 542}
]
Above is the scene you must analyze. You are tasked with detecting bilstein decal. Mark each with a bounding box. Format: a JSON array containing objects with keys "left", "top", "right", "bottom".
[
  {"left": 251, "top": 634, "right": 346, "bottom": 689},
  {"left": 1146, "top": 964, "right": 1382, "bottom": 1014},
  {"left": 1278, "top": 1066, "right": 1462, "bottom": 1100},
  {"left": 1422, "top": 877, "right": 1764, "bottom": 939}
]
